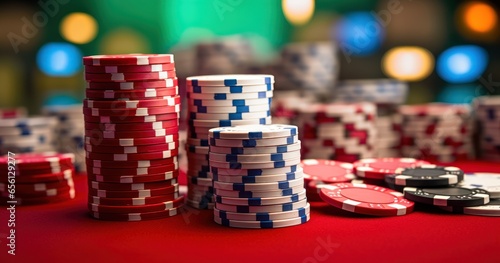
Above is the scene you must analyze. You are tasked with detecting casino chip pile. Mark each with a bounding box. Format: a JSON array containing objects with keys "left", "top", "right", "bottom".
[
  {"left": 185, "top": 74, "right": 274, "bottom": 209},
  {"left": 473, "top": 96, "right": 500, "bottom": 161},
  {"left": 43, "top": 105, "right": 85, "bottom": 172},
  {"left": 0, "top": 116, "right": 58, "bottom": 155},
  {"left": 279, "top": 42, "right": 338, "bottom": 98},
  {"left": 297, "top": 102, "right": 377, "bottom": 162},
  {"left": 209, "top": 125, "right": 310, "bottom": 228},
  {"left": 397, "top": 103, "right": 473, "bottom": 162},
  {"left": 333, "top": 79, "right": 409, "bottom": 158},
  {"left": 271, "top": 91, "right": 315, "bottom": 125},
  {"left": 0, "top": 153, "right": 76, "bottom": 205},
  {"left": 0, "top": 107, "right": 27, "bottom": 119},
  {"left": 195, "top": 36, "right": 253, "bottom": 75},
  {"left": 83, "top": 54, "right": 183, "bottom": 221}
]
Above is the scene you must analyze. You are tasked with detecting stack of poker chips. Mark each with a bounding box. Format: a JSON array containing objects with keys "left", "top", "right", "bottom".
[
  {"left": 185, "top": 74, "right": 274, "bottom": 209},
  {"left": 43, "top": 105, "right": 85, "bottom": 173},
  {"left": 83, "top": 54, "right": 183, "bottom": 221},
  {"left": 333, "top": 79, "right": 409, "bottom": 158},
  {"left": 397, "top": 103, "right": 473, "bottom": 162},
  {"left": 195, "top": 36, "right": 253, "bottom": 75},
  {"left": 0, "top": 107, "right": 27, "bottom": 119},
  {"left": 271, "top": 90, "right": 316, "bottom": 125},
  {"left": 0, "top": 153, "right": 76, "bottom": 205},
  {"left": 473, "top": 96, "right": 500, "bottom": 161},
  {"left": 279, "top": 42, "right": 339, "bottom": 98},
  {"left": 0, "top": 116, "right": 58, "bottom": 155},
  {"left": 297, "top": 102, "right": 377, "bottom": 162},
  {"left": 209, "top": 125, "right": 310, "bottom": 228}
]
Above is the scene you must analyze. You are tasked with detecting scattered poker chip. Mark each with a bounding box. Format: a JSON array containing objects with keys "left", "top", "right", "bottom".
[
  {"left": 83, "top": 54, "right": 174, "bottom": 66},
  {"left": 319, "top": 183, "right": 415, "bottom": 216},
  {"left": 215, "top": 190, "right": 306, "bottom": 206},
  {"left": 189, "top": 104, "right": 270, "bottom": 114},
  {"left": 90, "top": 206, "right": 180, "bottom": 221},
  {"left": 213, "top": 185, "right": 305, "bottom": 198},
  {"left": 215, "top": 198, "right": 307, "bottom": 213},
  {"left": 300, "top": 159, "right": 355, "bottom": 184},
  {"left": 191, "top": 97, "right": 272, "bottom": 107},
  {"left": 89, "top": 184, "right": 179, "bottom": 198},
  {"left": 353, "top": 158, "right": 430, "bottom": 180},
  {"left": 85, "top": 134, "right": 179, "bottom": 147},
  {"left": 84, "top": 120, "right": 179, "bottom": 132},
  {"left": 189, "top": 110, "right": 271, "bottom": 120},
  {"left": 209, "top": 150, "right": 300, "bottom": 163},
  {"left": 214, "top": 202, "right": 310, "bottom": 221},
  {"left": 190, "top": 117, "right": 272, "bottom": 127},
  {"left": 209, "top": 135, "right": 299, "bottom": 148},
  {"left": 187, "top": 84, "right": 272, "bottom": 94},
  {"left": 89, "top": 179, "right": 178, "bottom": 191},
  {"left": 85, "top": 142, "right": 179, "bottom": 154},
  {"left": 213, "top": 177, "right": 304, "bottom": 192},
  {"left": 87, "top": 156, "right": 177, "bottom": 168},
  {"left": 209, "top": 142, "right": 301, "bottom": 155},
  {"left": 85, "top": 70, "right": 176, "bottom": 82},
  {"left": 85, "top": 149, "right": 178, "bottom": 161},
  {"left": 441, "top": 199, "right": 500, "bottom": 216},
  {"left": 403, "top": 187, "right": 490, "bottom": 207},
  {"left": 84, "top": 96, "right": 180, "bottom": 109},
  {"left": 209, "top": 124, "right": 297, "bottom": 139},
  {"left": 187, "top": 74, "right": 274, "bottom": 87},
  {"left": 214, "top": 214, "right": 309, "bottom": 228},
  {"left": 84, "top": 63, "right": 176, "bottom": 73},
  {"left": 188, "top": 90, "right": 273, "bottom": 100},
  {"left": 88, "top": 196, "right": 184, "bottom": 213},
  {"left": 86, "top": 78, "right": 178, "bottom": 90},
  {"left": 211, "top": 170, "right": 303, "bottom": 183},
  {"left": 210, "top": 158, "right": 301, "bottom": 170},
  {"left": 89, "top": 193, "right": 180, "bottom": 206},
  {"left": 386, "top": 165, "right": 464, "bottom": 187},
  {"left": 87, "top": 170, "right": 179, "bottom": 184},
  {"left": 85, "top": 87, "right": 178, "bottom": 100},
  {"left": 459, "top": 173, "right": 500, "bottom": 198},
  {"left": 211, "top": 165, "right": 300, "bottom": 176},
  {"left": 83, "top": 112, "right": 180, "bottom": 124}
]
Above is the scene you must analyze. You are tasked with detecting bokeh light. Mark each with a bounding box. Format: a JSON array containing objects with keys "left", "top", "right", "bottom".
[
  {"left": 100, "top": 28, "right": 150, "bottom": 54},
  {"left": 334, "top": 12, "right": 385, "bottom": 56},
  {"left": 463, "top": 2, "right": 497, "bottom": 33},
  {"left": 282, "top": 0, "right": 315, "bottom": 26},
  {"left": 60, "top": 12, "right": 98, "bottom": 44},
  {"left": 437, "top": 84, "right": 484, "bottom": 104},
  {"left": 36, "top": 42, "right": 81, "bottom": 77},
  {"left": 382, "top": 46, "right": 434, "bottom": 81},
  {"left": 44, "top": 93, "right": 79, "bottom": 106},
  {"left": 437, "top": 45, "right": 488, "bottom": 83}
]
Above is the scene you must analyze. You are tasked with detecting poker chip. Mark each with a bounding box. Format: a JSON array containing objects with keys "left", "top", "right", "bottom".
[
  {"left": 211, "top": 165, "right": 300, "bottom": 176},
  {"left": 213, "top": 214, "right": 309, "bottom": 229},
  {"left": 209, "top": 124, "right": 297, "bottom": 139},
  {"left": 187, "top": 84, "right": 272, "bottom": 94},
  {"left": 209, "top": 142, "right": 301, "bottom": 155},
  {"left": 215, "top": 198, "right": 308, "bottom": 213},
  {"left": 0, "top": 107, "right": 27, "bottom": 119},
  {"left": 187, "top": 90, "right": 273, "bottom": 100},
  {"left": 209, "top": 135, "right": 299, "bottom": 148},
  {"left": 214, "top": 202, "right": 310, "bottom": 221},
  {"left": 189, "top": 104, "right": 270, "bottom": 114},
  {"left": 0, "top": 116, "right": 59, "bottom": 155},
  {"left": 319, "top": 183, "right": 415, "bottom": 216},
  {"left": 0, "top": 152, "right": 74, "bottom": 169},
  {"left": 209, "top": 150, "right": 300, "bottom": 163},
  {"left": 213, "top": 177, "right": 304, "bottom": 192},
  {"left": 385, "top": 165, "right": 465, "bottom": 187},
  {"left": 213, "top": 184, "right": 305, "bottom": 198},
  {"left": 215, "top": 190, "right": 306, "bottom": 206},
  {"left": 300, "top": 159, "right": 355, "bottom": 184},
  {"left": 190, "top": 110, "right": 270, "bottom": 121},
  {"left": 334, "top": 79, "right": 408, "bottom": 104},
  {"left": 474, "top": 96, "right": 500, "bottom": 161},
  {"left": 459, "top": 173, "right": 500, "bottom": 198},
  {"left": 353, "top": 158, "right": 431, "bottom": 180},
  {"left": 189, "top": 117, "right": 272, "bottom": 127},
  {"left": 211, "top": 171, "right": 303, "bottom": 183},
  {"left": 403, "top": 187, "right": 490, "bottom": 207},
  {"left": 187, "top": 74, "right": 274, "bottom": 86},
  {"left": 441, "top": 199, "right": 500, "bottom": 216},
  {"left": 83, "top": 53, "right": 182, "bottom": 220},
  {"left": 0, "top": 191, "right": 75, "bottom": 205},
  {"left": 191, "top": 97, "right": 272, "bottom": 107}
]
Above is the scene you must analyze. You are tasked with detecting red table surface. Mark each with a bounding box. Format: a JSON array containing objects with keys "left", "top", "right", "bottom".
[{"left": 1, "top": 160, "right": 500, "bottom": 263}]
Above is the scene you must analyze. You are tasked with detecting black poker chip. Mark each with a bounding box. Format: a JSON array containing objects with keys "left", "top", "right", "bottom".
[
  {"left": 385, "top": 165, "right": 464, "bottom": 187},
  {"left": 403, "top": 186, "right": 490, "bottom": 207}
]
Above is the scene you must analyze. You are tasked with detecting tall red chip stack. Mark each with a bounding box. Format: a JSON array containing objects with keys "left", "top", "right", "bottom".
[{"left": 83, "top": 54, "right": 183, "bottom": 221}]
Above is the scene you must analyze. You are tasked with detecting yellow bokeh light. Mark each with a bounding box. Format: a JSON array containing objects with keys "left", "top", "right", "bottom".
[
  {"left": 282, "top": 0, "right": 315, "bottom": 26},
  {"left": 463, "top": 2, "right": 497, "bottom": 33},
  {"left": 60, "top": 13, "right": 98, "bottom": 44},
  {"left": 382, "top": 46, "right": 434, "bottom": 81}
]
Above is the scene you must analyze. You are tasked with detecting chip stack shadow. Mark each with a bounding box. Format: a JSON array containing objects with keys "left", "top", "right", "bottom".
[
  {"left": 185, "top": 74, "right": 274, "bottom": 209},
  {"left": 83, "top": 54, "right": 183, "bottom": 221}
]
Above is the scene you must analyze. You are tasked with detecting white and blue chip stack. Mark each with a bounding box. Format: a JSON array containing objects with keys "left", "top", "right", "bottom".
[
  {"left": 473, "top": 96, "right": 500, "bottom": 161},
  {"left": 279, "top": 42, "right": 339, "bottom": 98},
  {"left": 333, "top": 79, "right": 409, "bottom": 158},
  {"left": 195, "top": 36, "right": 254, "bottom": 75},
  {"left": 43, "top": 105, "right": 86, "bottom": 173},
  {"left": 185, "top": 74, "right": 274, "bottom": 209},
  {"left": 208, "top": 124, "right": 310, "bottom": 228},
  {"left": 0, "top": 116, "right": 58, "bottom": 155}
]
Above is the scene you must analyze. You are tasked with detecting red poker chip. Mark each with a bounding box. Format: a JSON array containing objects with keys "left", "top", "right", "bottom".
[
  {"left": 83, "top": 112, "right": 180, "bottom": 124},
  {"left": 84, "top": 126, "right": 179, "bottom": 139},
  {"left": 85, "top": 87, "right": 178, "bottom": 100},
  {"left": 84, "top": 63, "right": 176, "bottom": 73},
  {"left": 84, "top": 119, "right": 179, "bottom": 132},
  {"left": 88, "top": 163, "right": 178, "bottom": 177},
  {"left": 83, "top": 54, "right": 174, "bottom": 66},
  {"left": 85, "top": 149, "right": 178, "bottom": 161},
  {"left": 86, "top": 156, "right": 178, "bottom": 169},
  {"left": 353, "top": 158, "right": 430, "bottom": 180},
  {"left": 89, "top": 205, "right": 181, "bottom": 221},
  {"left": 88, "top": 183, "right": 179, "bottom": 198},
  {"left": 88, "top": 196, "right": 183, "bottom": 213},
  {"left": 83, "top": 96, "right": 180, "bottom": 109},
  {"left": 1, "top": 164, "right": 74, "bottom": 176},
  {"left": 0, "top": 169, "right": 74, "bottom": 184},
  {"left": 3, "top": 184, "right": 73, "bottom": 198},
  {"left": 89, "top": 178, "right": 178, "bottom": 191},
  {"left": 87, "top": 170, "right": 179, "bottom": 184},
  {"left": 85, "top": 70, "right": 176, "bottom": 82},
  {"left": 86, "top": 78, "right": 178, "bottom": 90},
  {"left": 88, "top": 193, "right": 180, "bottom": 206},
  {"left": 83, "top": 104, "right": 180, "bottom": 117},
  {"left": 85, "top": 134, "right": 179, "bottom": 147},
  {"left": 319, "top": 183, "right": 414, "bottom": 216},
  {"left": 300, "top": 159, "right": 355, "bottom": 184},
  {"left": 0, "top": 153, "right": 74, "bottom": 169},
  {"left": 85, "top": 141, "right": 179, "bottom": 154},
  {"left": 0, "top": 191, "right": 75, "bottom": 205},
  {"left": 0, "top": 178, "right": 73, "bottom": 192}
]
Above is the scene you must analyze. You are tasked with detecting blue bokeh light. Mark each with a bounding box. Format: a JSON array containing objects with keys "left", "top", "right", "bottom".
[
  {"left": 334, "top": 12, "right": 385, "bottom": 56},
  {"left": 37, "top": 42, "right": 82, "bottom": 77},
  {"left": 436, "top": 45, "right": 488, "bottom": 84},
  {"left": 437, "top": 84, "right": 484, "bottom": 104},
  {"left": 44, "top": 94, "right": 79, "bottom": 106}
]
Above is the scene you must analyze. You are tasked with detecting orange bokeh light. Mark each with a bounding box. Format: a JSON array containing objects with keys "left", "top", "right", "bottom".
[{"left": 463, "top": 2, "right": 497, "bottom": 33}]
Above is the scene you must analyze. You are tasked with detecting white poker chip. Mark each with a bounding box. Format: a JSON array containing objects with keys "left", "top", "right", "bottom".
[
  {"left": 187, "top": 74, "right": 274, "bottom": 86},
  {"left": 209, "top": 124, "right": 298, "bottom": 139},
  {"left": 459, "top": 173, "right": 500, "bottom": 198}
]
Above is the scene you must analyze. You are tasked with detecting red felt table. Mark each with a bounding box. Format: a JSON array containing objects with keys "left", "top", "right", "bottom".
[{"left": 1, "top": 160, "right": 499, "bottom": 263}]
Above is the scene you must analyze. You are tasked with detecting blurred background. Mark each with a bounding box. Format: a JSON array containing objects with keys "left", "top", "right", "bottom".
[{"left": 0, "top": 0, "right": 499, "bottom": 113}]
